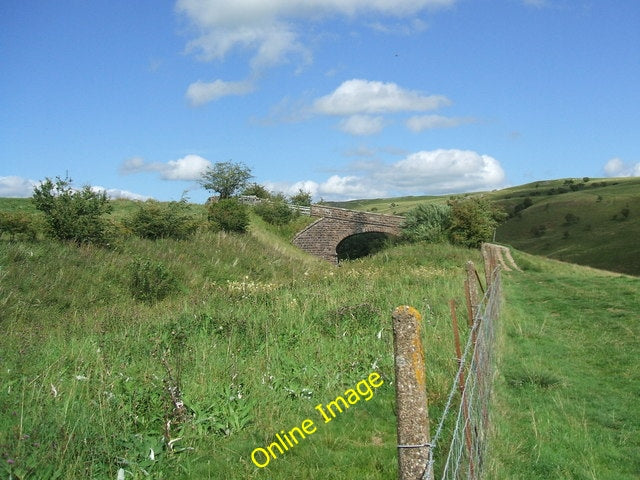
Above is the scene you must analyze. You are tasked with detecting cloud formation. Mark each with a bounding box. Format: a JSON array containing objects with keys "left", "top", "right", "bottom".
[
  {"left": 268, "top": 148, "right": 505, "bottom": 200},
  {"left": 120, "top": 155, "right": 212, "bottom": 181},
  {"left": 406, "top": 114, "right": 475, "bottom": 132},
  {"left": 0, "top": 176, "right": 38, "bottom": 198},
  {"left": 603, "top": 157, "right": 640, "bottom": 177},
  {"left": 186, "top": 79, "right": 255, "bottom": 106},
  {"left": 313, "top": 79, "right": 450, "bottom": 116},
  {"left": 311, "top": 79, "right": 455, "bottom": 135},
  {"left": 176, "top": 0, "right": 455, "bottom": 104},
  {"left": 90, "top": 187, "right": 151, "bottom": 201}
]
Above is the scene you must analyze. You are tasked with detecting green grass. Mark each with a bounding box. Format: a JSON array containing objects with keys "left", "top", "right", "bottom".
[
  {"left": 0, "top": 203, "right": 479, "bottom": 479},
  {"left": 488, "top": 252, "right": 640, "bottom": 479}
]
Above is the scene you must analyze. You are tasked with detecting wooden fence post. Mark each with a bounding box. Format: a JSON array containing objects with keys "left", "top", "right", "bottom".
[
  {"left": 464, "top": 261, "right": 480, "bottom": 327},
  {"left": 392, "top": 306, "right": 432, "bottom": 480}
]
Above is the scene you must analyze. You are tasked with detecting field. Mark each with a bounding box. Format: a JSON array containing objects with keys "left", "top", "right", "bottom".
[{"left": 1, "top": 193, "right": 639, "bottom": 479}]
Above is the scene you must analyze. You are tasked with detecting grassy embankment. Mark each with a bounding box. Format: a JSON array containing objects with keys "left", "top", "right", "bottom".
[{"left": 1, "top": 196, "right": 638, "bottom": 479}]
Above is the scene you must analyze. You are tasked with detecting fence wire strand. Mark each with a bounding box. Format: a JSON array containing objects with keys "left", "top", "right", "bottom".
[{"left": 424, "top": 268, "right": 501, "bottom": 480}]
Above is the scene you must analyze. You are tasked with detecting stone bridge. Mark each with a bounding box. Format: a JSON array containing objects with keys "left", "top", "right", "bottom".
[{"left": 293, "top": 205, "right": 405, "bottom": 264}]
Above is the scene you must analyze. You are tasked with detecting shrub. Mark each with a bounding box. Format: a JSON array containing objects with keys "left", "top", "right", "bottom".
[
  {"left": 253, "top": 200, "right": 298, "bottom": 226},
  {"left": 564, "top": 213, "right": 579, "bottom": 225},
  {"left": 128, "top": 258, "right": 179, "bottom": 302},
  {"left": 127, "top": 200, "right": 197, "bottom": 240},
  {"left": 289, "top": 189, "right": 312, "bottom": 207},
  {"left": 32, "top": 176, "right": 113, "bottom": 245},
  {"left": 0, "top": 211, "right": 40, "bottom": 240},
  {"left": 208, "top": 198, "right": 249, "bottom": 233},
  {"left": 401, "top": 203, "right": 452, "bottom": 243},
  {"left": 448, "top": 198, "right": 506, "bottom": 248}
]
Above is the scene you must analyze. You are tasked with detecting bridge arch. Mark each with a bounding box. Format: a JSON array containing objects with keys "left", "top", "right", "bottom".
[{"left": 292, "top": 205, "right": 404, "bottom": 264}]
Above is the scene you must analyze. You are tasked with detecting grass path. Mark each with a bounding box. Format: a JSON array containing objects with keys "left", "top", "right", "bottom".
[{"left": 489, "top": 253, "right": 640, "bottom": 479}]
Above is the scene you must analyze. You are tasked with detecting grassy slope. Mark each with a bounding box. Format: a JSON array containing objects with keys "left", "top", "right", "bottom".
[{"left": 327, "top": 177, "right": 640, "bottom": 276}]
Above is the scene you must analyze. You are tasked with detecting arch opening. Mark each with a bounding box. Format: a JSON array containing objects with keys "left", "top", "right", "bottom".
[{"left": 336, "top": 232, "right": 397, "bottom": 262}]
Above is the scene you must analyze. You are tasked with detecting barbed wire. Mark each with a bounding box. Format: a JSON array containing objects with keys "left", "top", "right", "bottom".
[{"left": 424, "top": 268, "right": 501, "bottom": 480}]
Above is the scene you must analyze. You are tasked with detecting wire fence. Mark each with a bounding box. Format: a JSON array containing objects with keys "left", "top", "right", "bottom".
[{"left": 424, "top": 267, "right": 501, "bottom": 480}]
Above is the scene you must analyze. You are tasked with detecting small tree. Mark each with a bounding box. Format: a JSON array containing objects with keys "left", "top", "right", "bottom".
[
  {"left": 448, "top": 198, "right": 505, "bottom": 248},
  {"left": 200, "top": 161, "right": 252, "bottom": 199},
  {"left": 242, "top": 182, "right": 271, "bottom": 199},
  {"left": 289, "top": 189, "right": 312, "bottom": 207},
  {"left": 32, "top": 176, "right": 112, "bottom": 245}
]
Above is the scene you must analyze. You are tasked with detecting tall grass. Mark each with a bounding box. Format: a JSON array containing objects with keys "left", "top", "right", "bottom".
[
  {"left": 488, "top": 252, "right": 640, "bottom": 479},
  {"left": 0, "top": 219, "right": 479, "bottom": 479}
]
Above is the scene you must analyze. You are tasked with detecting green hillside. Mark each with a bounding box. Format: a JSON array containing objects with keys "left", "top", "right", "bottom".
[
  {"left": 327, "top": 177, "right": 640, "bottom": 276},
  {"left": 492, "top": 177, "right": 640, "bottom": 275}
]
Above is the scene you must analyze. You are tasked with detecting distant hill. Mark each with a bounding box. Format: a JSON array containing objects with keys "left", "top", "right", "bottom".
[{"left": 325, "top": 177, "right": 640, "bottom": 276}]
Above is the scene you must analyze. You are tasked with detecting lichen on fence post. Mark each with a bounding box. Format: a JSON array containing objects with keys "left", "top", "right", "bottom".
[{"left": 392, "top": 306, "right": 432, "bottom": 480}]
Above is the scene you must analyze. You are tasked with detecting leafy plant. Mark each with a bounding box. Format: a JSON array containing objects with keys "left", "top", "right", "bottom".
[
  {"left": 207, "top": 198, "right": 249, "bottom": 233},
  {"left": 128, "top": 258, "right": 180, "bottom": 302},
  {"left": 402, "top": 203, "right": 452, "bottom": 243},
  {"left": 448, "top": 198, "right": 506, "bottom": 248},
  {"left": 31, "top": 176, "right": 113, "bottom": 245},
  {"left": 254, "top": 199, "right": 298, "bottom": 225},
  {"left": 127, "top": 200, "right": 197, "bottom": 240},
  {"left": 0, "top": 211, "right": 40, "bottom": 240},
  {"left": 200, "top": 161, "right": 252, "bottom": 199}
]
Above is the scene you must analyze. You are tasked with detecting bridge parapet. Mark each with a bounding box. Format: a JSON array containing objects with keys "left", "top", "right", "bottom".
[{"left": 310, "top": 205, "right": 405, "bottom": 227}]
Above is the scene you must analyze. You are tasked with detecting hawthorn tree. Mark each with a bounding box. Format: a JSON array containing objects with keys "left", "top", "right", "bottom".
[
  {"left": 200, "top": 161, "right": 253, "bottom": 199},
  {"left": 32, "top": 176, "right": 113, "bottom": 245}
]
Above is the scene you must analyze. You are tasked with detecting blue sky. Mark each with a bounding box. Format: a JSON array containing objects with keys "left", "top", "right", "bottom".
[{"left": 1, "top": 0, "right": 639, "bottom": 202}]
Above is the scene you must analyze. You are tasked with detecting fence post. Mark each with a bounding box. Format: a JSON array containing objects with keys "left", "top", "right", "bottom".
[
  {"left": 392, "top": 306, "right": 432, "bottom": 480},
  {"left": 464, "top": 261, "right": 480, "bottom": 327}
]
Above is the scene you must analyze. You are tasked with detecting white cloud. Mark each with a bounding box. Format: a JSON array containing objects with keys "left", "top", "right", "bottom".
[
  {"left": 267, "top": 148, "right": 505, "bottom": 201},
  {"left": 376, "top": 149, "right": 505, "bottom": 193},
  {"left": 0, "top": 176, "right": 38, "bottom": 197},
  {"left": 91, "top": 186, "right": 151, "bottom": 201},
  {"left": 339, "top": 115, "right": 386, "bottom": 135},
  {"left": 120, "top": 154, "right": 212, "bottom": 181},
  {"left": 176, "top": 0, "right": 455, "bottom": 104},
  {"left": 406, "top": 114, "right": 475, "bottom": 132},
  {"left": 313, "top": 79, "right": 450, "bottom": 116},
  {"left": 604, "top": 157, "right": 640, "bottom": 177},
  {"left": 186, "top": 79, "right": 255, "bottom": 106}
]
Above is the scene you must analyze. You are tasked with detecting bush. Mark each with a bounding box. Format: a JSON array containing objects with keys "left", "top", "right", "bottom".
[
  {"left": 127, "top": 200, "right": 197, "bottom": 240},
  {"left": 32, "top": 176, "right": 113, "bottom": 245},
  {"left": 401, "top": 203, "right": 451, "bottom": 243},
  {"left": 128, "top": 258, "right": 179, "bottom": 302},
  {"left": 0, "top": 211, "right": 41, "bottom": 240},
  {"left": 208, "top": 198, "right": 249, "bottom": 233},
  {"left": 253, "top": 200, "right": 298, "bottom": 226},
  {"left": 289, "top": 189, "right": 312, "bottom": 207},
  {"left": 564, "top": 213, "right": 579, "bottom": 225},
  {"left": 448, "top": 198, "right": 506, "bottom": 248}
]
